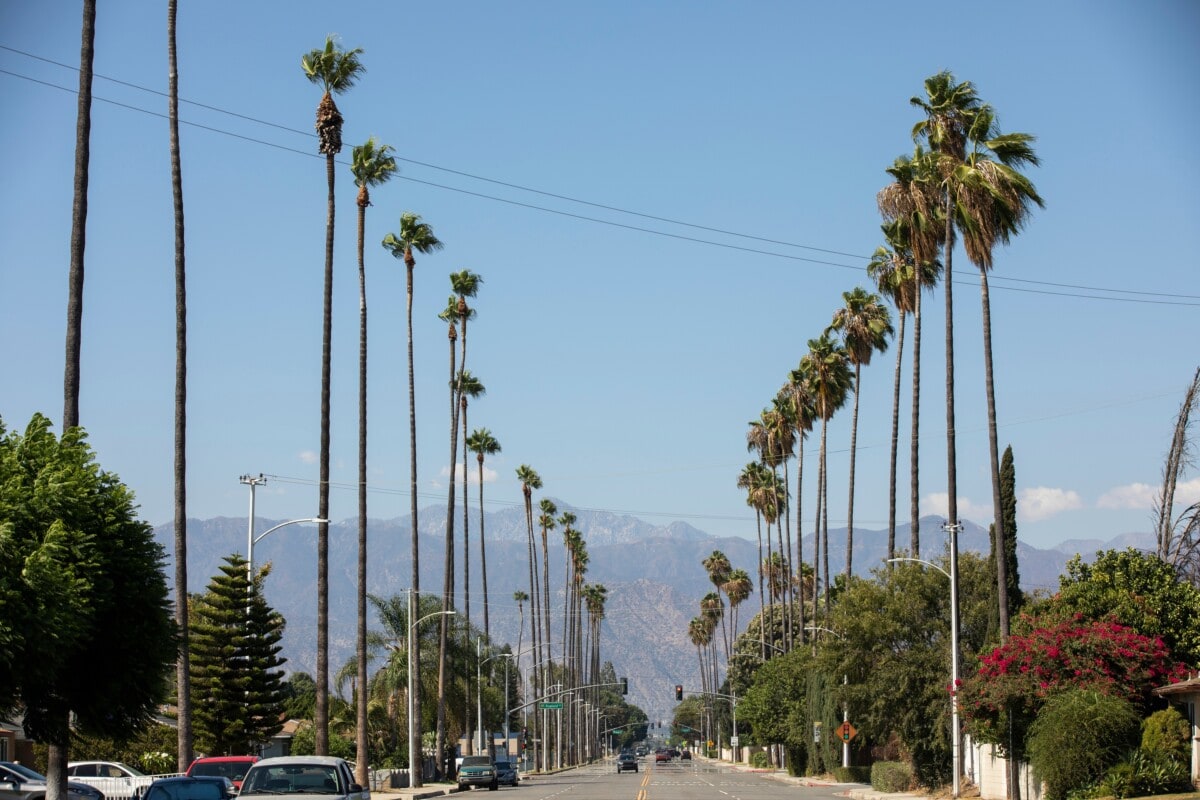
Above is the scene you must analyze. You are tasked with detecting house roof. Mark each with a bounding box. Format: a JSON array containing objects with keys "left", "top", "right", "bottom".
[{"left": 1154, "top": 671, "right": 1200, "bottom": 697}]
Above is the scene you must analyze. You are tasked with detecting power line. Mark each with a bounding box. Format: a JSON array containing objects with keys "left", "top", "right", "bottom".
[{"left": 3, "top": 50, "right": 1197, "bottom": 306}]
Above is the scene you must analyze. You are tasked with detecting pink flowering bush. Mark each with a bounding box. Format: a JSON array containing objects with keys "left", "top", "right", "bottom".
[{"left": 958, "top": 615, "right": 1189, "bottom": 753}]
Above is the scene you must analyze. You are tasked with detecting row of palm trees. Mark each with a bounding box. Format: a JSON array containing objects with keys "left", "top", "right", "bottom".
[{"left": 689, "top": 72, "right": 1041, "bottom": 721}]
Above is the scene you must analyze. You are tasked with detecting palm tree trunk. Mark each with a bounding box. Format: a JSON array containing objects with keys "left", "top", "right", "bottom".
[
  {"left": 754, "top": 512, "right": 765, "bottom": 659},
  {"left": 63, "top": 0, "right": 94, "bottom": 432},
  {"left": 979, "top": 271, "right": 1010, "bottom": 638},
  {"left": 811, "top": 443, "right": 822, "bottom": 637},
  {"left": 820, "top": 416, "right": 830, "bottom": 618},
  {"left": 796, "top": 437, "right": 805, "bottom": 644},
  {"left": 406, "top": 262, "right": 423, "bottom": 784},
  {"left": 436, "top": 328, "right": 459, "bottom": 768},
  {"left": 942, "top": 201, "right": 958, "bottom": 554},
  {"left": 911, "top": 268, "right": 923, "bottom": 557},
  {"left": 479, "top": 459, "right": 491, "bottom": 641},
  {"left": 845, "top": 365, "right": 861, "bottom": 580},
  {"left": 167, "top": 0, "right": 192, "bottom": 771},
  {"left": 315, "top": 147, "right": 334, "bottom": 757},
  {"left": 887, "top": 313, "right": 906, "bottom": 563},
  {"left": 355, "top": 197, "right": 369, "bottom": 786}
]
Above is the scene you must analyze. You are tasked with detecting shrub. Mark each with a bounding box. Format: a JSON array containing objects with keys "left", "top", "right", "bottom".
[
  {"left": 871, "top": 761, "right": 913, "bottom": 792},
  {"left": 1026, "top": 689, "right": 1140, "bottom": 800},
  {"left": 833, "top": 766, "right": 872, "bottom": 783},
  {"left": 1094, "top": 749, "right": 1192, "bottom": 798},
  {"left": 750, "top": 751, "right": 771, "bottom": 769},
  {"left": 1141, "top": 707, "right": 1190, "bottom": 762}
]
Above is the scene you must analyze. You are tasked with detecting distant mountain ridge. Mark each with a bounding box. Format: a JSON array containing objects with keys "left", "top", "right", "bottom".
[{"left": 156, "top": 507, "right": 1152, "bottom": 722}]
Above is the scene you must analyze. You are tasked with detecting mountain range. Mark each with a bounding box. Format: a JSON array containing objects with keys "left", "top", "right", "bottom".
[{"left": 155, "top": 505, "right": 1152, "bottom": 723}]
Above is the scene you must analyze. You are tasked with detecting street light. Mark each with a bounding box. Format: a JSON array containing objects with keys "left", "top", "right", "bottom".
[
  {"left": 239, "top": 473, "right": 326, "bottom": 584},
  {"left": 408, "top": 600, "right": 456, "bottom": 789},
  {"left": 889, "top": 554, "right": 960, "bottom": 798}
]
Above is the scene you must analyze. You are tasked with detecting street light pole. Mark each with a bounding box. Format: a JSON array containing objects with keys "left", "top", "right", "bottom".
[
  {"left": 408, "top": 596, "right": 455, "bottom": 789},
  {"left": 239, "top": 473, "right": 326, "bottom": 585}
]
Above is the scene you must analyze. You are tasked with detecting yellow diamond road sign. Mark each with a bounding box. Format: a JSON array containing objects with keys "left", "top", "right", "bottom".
[{"left": 838, "top": 721, "right": 857, "bottom": 742}]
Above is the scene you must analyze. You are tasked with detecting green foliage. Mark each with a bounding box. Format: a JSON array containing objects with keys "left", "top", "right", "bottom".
[
  {"left": 960, "top": 616, "right": 1186, "bottom": 758},
  {"left": 806, "top": 670, "right": 840, "bottom": 775},
  {"left": 1141, "top": 706, "right": 1190, "bottom": 761},
  {"left": 834, "top": 766, "right": 872, "bottom": 782},
  {"left": 190, "top": 554, "right": 288, "bottom": 754},
  {"left": 737, "top": 647, "right": 812, "bottom": 766},
  {"left": 750, "top": 751, "right": 771, "bottom": 768},
  {"left": 870, "top": 761, "right": 913, "bottom": 792},
  {"left": 284, "top": 672, "right": 317, "bottom": 721},
  {"left": 290, "top": 724, "right": 355, "bottom": 760},
  {"left": 1087, "top": 749, "right": 1192, "bottom": 799},
  {"left": 1051, "top": 548, "right": 1200, "bottom": 664},
  {"left": 1026, "top": 688, "right": 1141, "bottom": 800},
  {"left": 30, "top": 723, "right": 179, "bottom": 774},
  {"left": 0, "top": 414, "right": 176, "bottom": 746}
]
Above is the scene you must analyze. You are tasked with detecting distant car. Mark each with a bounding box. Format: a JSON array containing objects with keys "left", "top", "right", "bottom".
[
  {"left": 493, "top": 761, "right": 518, "bottom": 787},
  {"left": 185, "top": 758, "right": 259, "bottom": 791},
  {"left": 680, "top": 750, "right": 692, "bottom": 761},
  {"left": 141, "top": 777, "right": 235, "bottom": 800},
  {"left": 455, "top": 756, "right": 497, "bottom": 792},
  {"left": 0, "top": 761, "right": 106, "bottom": 800},
  {"left": 67, "top": 762, "right": 155, "bottom": 799},
  {"left": 239, "top": 756, "right": 367, "bottom": 800},
  {"left": 616, "top": 753, "right": 638, "bottom": 773},
  {"left": 654, "top": 751, "right": 669, "bottom": 763}
]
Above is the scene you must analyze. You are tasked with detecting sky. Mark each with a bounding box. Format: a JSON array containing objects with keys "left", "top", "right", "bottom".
[{"left": 2, "top": 0, "right": 1198, "bottom": 554}]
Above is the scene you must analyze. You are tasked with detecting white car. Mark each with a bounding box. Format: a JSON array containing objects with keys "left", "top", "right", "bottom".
[
  {"left": 239, "top": 757, "right": 367, "bottom": 800},
  {"left": 66, "top": 762, "right": 156, "bottom": 800},
  {"left": 0, "top": 761, "right": 106, "bottom": 800}
]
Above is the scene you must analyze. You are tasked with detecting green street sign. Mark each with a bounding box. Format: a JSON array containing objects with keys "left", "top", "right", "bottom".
[
  {"left": 612, "top": 729, "right": 624, "bottom": 734},
  {"left": 539, "top": 701, "right": 564, "bottom": 710}
]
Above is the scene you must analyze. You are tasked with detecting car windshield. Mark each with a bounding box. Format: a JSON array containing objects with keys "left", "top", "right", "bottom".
[
  {"left": 191, "top": 764, "right": 252, "bottom": 781},
  {"left": 494, "top": 762, "right": 511, "bottom": 769},
  {"left": 110, "top": 764, "right": 147, "bottom": 777},
  {"left": 460, "top": 757, "right": 490, "bottom": 767},
  {"left": 242, "top": 766, "right": 341, "bottom": 795},
  {"left": 5, "top": 764, "right": 47, "bottom": 781},
  {"left": 145, "top": 782, "right": 225, "bottom": 800}
]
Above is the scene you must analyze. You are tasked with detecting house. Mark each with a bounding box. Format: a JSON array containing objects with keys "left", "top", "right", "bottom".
[{"left": 1153, "top": 672, "right": 1200, "bottom": 788}]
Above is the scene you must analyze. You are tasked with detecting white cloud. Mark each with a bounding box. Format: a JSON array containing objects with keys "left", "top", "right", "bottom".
[
  {"left": 1097, "top": 482, "right": 1159, "bottom": 510},
  {"left": 921, "top": 493, "right": 992, "bottom": 522},
  {"left": 1173, "top": 477, "right": 1200, "bottom": 505},
  {"left": 1018, "top": 487, "right": 1083, "bottom": 521},
  {"left": 439, "top": 463, "right": 499, "bottom": 485},
  {"left": 298, "top": 450, "right": 317, "bottom": 465}
]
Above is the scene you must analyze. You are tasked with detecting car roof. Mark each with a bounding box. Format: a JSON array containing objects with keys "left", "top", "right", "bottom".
[
  {"left": 249, "top": 756, "right": 346, "bottom": 767},
  {"left": 190, "top": 757, "right": 258, "bottom": 764}
]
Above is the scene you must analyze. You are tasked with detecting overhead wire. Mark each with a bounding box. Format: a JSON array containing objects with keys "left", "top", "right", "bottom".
[{"left": 2, "top": 47, "right": 1198, "bottom": 306}]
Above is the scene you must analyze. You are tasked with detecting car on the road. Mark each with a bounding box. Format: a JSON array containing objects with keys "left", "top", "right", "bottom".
[
  {"left": 239, "top": 756, "right": 367, "bottom": 800},
  {"left": 680, "top": 750, "right": 692, "bottom": 761},
  {"left": 653, "top": 750, "right": 669, "bottom": 763},
  {"left": 616, "top": 753, "right": 638, "bottom": 773},
  {"left": 185, "top": 758, "right": 258, "bottom": 791},
  {"left": 0, "top": 761, "right": 106, "bottom": 800},
  {"left": 493, "top": 761, "right": 518, "bottom": 787},
  {"left": 456, "top": 756, "right": 497, "bottom": 792},
  {"left": 141, "top": 776, "right": 235, "bottom": 800},
  {"left": 66, "top": 762, "right": 156, "bottom": 799}
]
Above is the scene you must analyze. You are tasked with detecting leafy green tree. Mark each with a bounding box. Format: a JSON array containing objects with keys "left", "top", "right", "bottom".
[
  {"left": 0, "top": 415, "right": 176, "bottom": 788},
  {"left": 284, "top": 672, "right": 317, "bottom": 721},
  {"left": 987, "top": 446, "right": 1022, "bottom": 638},
  {"left": 1047, "top": 548, "right": 1200, "bottom": 664},
  {"left": 736, "top": 647, "right": 814, "bottom": 769},
  {"left": 1026, "top": 689, "right": 1140, "bottom": 800},
  {"left": 189, "top": 555, "right": 287, "bottom": 755}
]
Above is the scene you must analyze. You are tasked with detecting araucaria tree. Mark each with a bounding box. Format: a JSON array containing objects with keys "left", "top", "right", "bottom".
[
  {"left": 0, "top": 415, "right": 176, "bottom": 791},
  {"left": 301, "top": 34, "right": 364, "bottom": 755},
  {"left": 189, "top": 555, "right": 287, "bottom": 755}
]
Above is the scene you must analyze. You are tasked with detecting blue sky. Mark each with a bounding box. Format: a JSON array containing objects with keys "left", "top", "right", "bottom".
[{"left": 2, "top": 1, "right": 1197, "bottom": 552}]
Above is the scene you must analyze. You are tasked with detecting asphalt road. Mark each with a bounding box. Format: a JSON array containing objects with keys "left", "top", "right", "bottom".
[{"left": 480, "top": 757, "right": 856, "bottom": 800}]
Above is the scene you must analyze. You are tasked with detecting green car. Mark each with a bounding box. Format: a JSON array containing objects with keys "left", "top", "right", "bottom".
[{"left": 457, "top": 756, "right": 498, "bottom": 792}]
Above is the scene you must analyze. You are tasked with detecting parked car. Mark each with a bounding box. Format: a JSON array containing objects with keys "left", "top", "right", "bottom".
[
  {"left": 493, "top": 761, "right": 518, "bottom": 787},
  {"left": 0, "top": 761, "right": 106, "bottom": 800},
  {"left": 653, "top": 750, "right": 669, "bottom": 763},
  {"left": 141, "top": 777, "right": 235, "bottom": 800},
  {"left": 66, "top": 762, "right": 156, "bottom": 799},
  {"left": 680, "top": 750, "right": 692, "bottom": 760},
  {"left": 239, "top": 756, "right": 366, "bottom": 800},
  {"left": 456, "top": 756, "right": 497, "bottom": 792},
  {"left": 616, "top": 753, "right": 638, "bottom": 773},
  {"left": 185, "top": 757, "right": 259, "bottom": 790}
]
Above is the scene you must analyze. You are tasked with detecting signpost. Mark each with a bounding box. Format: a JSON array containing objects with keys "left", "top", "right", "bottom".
[{"left": 539, "top": 701, "right": 564, "bottom": 710}]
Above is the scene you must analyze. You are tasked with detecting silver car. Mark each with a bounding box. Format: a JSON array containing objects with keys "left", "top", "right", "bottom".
[
  {"left": 239, "top": 757, "right": 366, "bottom": 800},
  {"left": 0, "top": 761, "right": 106, "bottom": 800}
]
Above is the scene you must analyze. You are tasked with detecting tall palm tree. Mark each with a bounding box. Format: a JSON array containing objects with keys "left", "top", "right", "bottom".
[
  {"left": 781, "top": 365, "right": 816, "bottom": 645},
  {"left": 702, "top": 551, "right": 732, "bottom": 659},
  {"left": 737, "top": 462, "right": 770, "bottom": 659},
  {"left": 537, "top": 498, "right": 558, "bottom": 708},
  {"left": 382, "top": 211, "right": 442, "bottom": 780},
  {"left": 515, "top": 465, "right": 542, "bottom": 762},
  {"left": 801, "top": 333, "right": 853, "bottom": 618},
  {"left": 512, "top": 589, "right": 529, "bottom": 674},
  {"left": 454, "top": 371, "right": 485, "bottom": 632},
  {"left": 302, "top": 35, "right": 364, "bottom": 755},
  {"left": 349, "top": 136, "right": 396, "bottom": 785},
  {"left": 467, "top": 429, "right": 501, "bottom": 641},
  {"left": 722, "top": 568, "right": 753, "bottom": 646},
  {"left": 878, "top": 149, "right": 943, "bottom": 557},
  {"left": 166, "top": 0, "right": 193, "bottom": 771},
  {"left": 829, "top": 287, "right": 893, "bottom": 579}
]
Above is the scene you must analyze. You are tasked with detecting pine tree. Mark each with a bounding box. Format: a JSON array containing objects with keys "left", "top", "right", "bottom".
[{"left": 189, "top": 555, "right": 287, "bottom": 754}]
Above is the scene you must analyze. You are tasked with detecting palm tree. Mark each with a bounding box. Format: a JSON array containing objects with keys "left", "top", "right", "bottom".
[
  {"left": 382, "top": 211, "right": 442, "bottom": 779},
  {"left": 515, "top": 465, "right": 543, "bottom": 763},
  {"left": 781, "top": 365, "right": 816, "bottom": 645},
  {"left": 737, "top": 461, "right": 770, "bottom": 659},
  {"left": 454, "top": 371, "right": 485, "bottom": 632},
  {"left": 702, "top": 551, "right": 732, "bottom": 658},
  {"left": 467, "top": 429, "right": 501, "bottom": 641},
  {"left": 537, "top": 497, "right": 557, "bottom": 715},
  {"left": 348, "top": 135, "right": 396, "bottom": 785},
  {"left": 801, "top": 333, "right": 852, "bottom": 618},
  {"left": 302, "top": 35, "right": 364, "bottom": 755},
  {"left": 721, "top": 568, "right": 753, "bottom": 648},
  {"left": 167, "top": 0, "right": 192, "bottom": 771},
  {"left": 828, "top": 287, "right": 893, "bottom": 579},
  {"left": 512, "top": 589, "right": 529, "bottom": 673}
]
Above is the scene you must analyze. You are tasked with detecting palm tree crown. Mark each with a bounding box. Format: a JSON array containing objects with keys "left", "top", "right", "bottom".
[
  {"left": 382, "top": 212, "right": 444, "bottom": 268},
  {"left": 351, "top": 137, "right": 396, "bottom": 208},
  {"left": 301, "top": 36, "right": 364, "bottom": 155}
]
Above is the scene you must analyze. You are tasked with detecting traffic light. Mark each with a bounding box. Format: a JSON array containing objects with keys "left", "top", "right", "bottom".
[
  {"left": 620, "top": 677, "right": 628, "bottom": 695},
  {"left": 675, "top": 684, "right": 683, "bottom": 701}
]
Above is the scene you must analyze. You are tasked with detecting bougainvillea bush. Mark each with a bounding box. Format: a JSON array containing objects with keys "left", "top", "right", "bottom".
[{"left": 958, "top": 615, "right": 1188, "bottom": 754}]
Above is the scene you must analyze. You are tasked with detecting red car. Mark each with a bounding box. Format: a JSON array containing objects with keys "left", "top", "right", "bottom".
[
  {"left": 654, "top": 750, "right": 670, "bottom": 763},
  {"left": 186, "top": 757, "right": 259, "bottom": 790}
]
